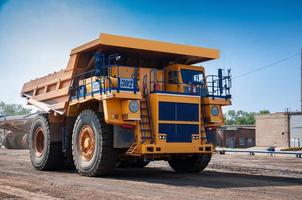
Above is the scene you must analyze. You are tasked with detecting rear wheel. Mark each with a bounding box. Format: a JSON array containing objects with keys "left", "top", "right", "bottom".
[
  {"left": 11, "top": 133, "right": 27, "bottom": 149},
  {"left": 21, "top": 134, "right": 29, "bottom": 149},
  {"left": 3, "top": 132, "right": 13, "bottom": 149},
  {"left": 29, "top": 114, "right": 64, "bottom": 170},
  {"left": 72, "top": 110, "right": 118, "bottom": 177},
  {"left": 168, "top": 154, "right": 212, "bottom": 173}
]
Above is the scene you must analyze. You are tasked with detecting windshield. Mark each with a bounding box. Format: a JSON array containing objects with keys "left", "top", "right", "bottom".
[{"left": 180, "top": 69, "right": 204, "bottom": 84}]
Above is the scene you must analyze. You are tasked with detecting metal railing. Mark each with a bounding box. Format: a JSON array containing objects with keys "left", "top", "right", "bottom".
[
  {"left": 149, "top": 69, "right": 164, "bottom": 93},
  {"left": 69, "top": 68, "right": 138, "bottom": 100},
  {"left": 149, "top": 73, "right": 231, "bottom": 99},
  {"left": 216, "top": 148, "right": 302, "bottom": 158},
  {"left": 68, "top": 53, "right": 141, "bottom": 100},
  {"left": 205, "top": 69, "right": 231, "bottom": 99}
]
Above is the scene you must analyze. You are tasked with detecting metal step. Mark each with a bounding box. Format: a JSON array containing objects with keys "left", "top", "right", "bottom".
[{"left": 126, "top": 143, "right": 140, "bottom": 156}]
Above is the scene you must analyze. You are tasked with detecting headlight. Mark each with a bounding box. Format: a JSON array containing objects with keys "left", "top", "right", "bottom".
[
  {"left": 129, "top": 101, "right": 139, "bottom": 113},
  {"left": 211, "top": 105, "right": 220, "bottom": 116}
]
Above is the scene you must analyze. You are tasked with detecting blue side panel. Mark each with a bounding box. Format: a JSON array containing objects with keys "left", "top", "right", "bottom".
[
  {"left": 91, "top": 81, "right": 100, "bottom": 93},
  {"left": 176, "top": 103, "right": 199, "bottom": 121},
  {"left": 159, "top": 102, "right": 175, "bottom": 121},
  {"left": 78, "top": 85, "right": 86, "bottom": 98},
  {"left": 159, "top": 124, "right": 198, "bottom": 143}
]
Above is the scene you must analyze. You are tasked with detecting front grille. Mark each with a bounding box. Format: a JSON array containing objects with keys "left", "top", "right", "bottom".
[
  {"left": 159, "top": 102, "right": 199, "bottom": 121},
  {"left": 158, "top": 102, "right": 199, "bottom": 143},
  {"left": 159, "top": 124, "right": 199, "bottom": 143}
]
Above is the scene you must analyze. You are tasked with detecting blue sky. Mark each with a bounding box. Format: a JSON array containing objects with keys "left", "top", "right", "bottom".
[{"left": 0, "top": 0, "right": 301, "bottom": 112}]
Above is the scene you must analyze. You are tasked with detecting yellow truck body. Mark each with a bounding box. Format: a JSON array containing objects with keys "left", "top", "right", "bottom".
[{"left": 21, "top": 33, "right": 231, "bottom": 176}]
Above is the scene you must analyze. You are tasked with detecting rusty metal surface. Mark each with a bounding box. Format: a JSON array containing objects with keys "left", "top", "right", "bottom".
[
  {"left": 0, "top": 113, "right": 37, "bottom": 149},
  {"left": 0, "top": 113, "right": 36, "bottom": 134}
]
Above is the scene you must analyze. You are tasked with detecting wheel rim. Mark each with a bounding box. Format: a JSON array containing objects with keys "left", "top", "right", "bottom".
[
  {"left": 34, "top": 127, "right": 44, "bottom": 157},
  {"left": 78, "top": 125, "right": 95, "bottom": 161}
]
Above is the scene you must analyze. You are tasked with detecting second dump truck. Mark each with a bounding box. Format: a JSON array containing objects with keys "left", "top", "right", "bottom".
[{"left": 21, "top": 33, "right": 231, "bottom": 176}]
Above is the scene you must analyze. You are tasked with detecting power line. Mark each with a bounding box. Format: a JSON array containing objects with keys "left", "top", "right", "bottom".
[{"left": 233, "top": 52, "right": 300, "bottom": 79}]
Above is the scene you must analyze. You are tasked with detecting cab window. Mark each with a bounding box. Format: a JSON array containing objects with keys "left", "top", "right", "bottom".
[
  {"left": 181, "top": 69, "right": 204, "bottom": 84},
  {"left": 168, "top": 71, "right": 179, "bottom": 84}
]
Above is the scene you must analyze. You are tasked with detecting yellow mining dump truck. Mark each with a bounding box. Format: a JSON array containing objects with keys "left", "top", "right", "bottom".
[{"left": 21, "top": 33, "right": 231, "bottom": 176}]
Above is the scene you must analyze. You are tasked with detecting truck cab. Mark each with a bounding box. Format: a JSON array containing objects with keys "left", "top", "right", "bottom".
[{"left": 165, "top": 64, "right": 205, "bottom": 94}]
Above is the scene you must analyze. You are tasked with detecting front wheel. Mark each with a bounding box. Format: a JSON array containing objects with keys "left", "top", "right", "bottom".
[
  {"left": 72, "top": 110, "right": 118, "bottom": 177},
  {"left": 168, "top": 154, "right": 212, "bottom": 173}
]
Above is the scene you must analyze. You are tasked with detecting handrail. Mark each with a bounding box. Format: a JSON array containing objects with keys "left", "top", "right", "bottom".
[
  {"left": 148, "top": 69, "right": 231, "bottom": 99},
  {"left": 69, "top": 65, "right": 139, "bottom": 101},
  {"left": 216, "top": 148, "right": 302, "bottom": 158},
  {"left": 149, "top": 69, "right": 164, "bottom": 92},
  {"left": 205, "top": 73, "right": 231, "bottom": 99}
]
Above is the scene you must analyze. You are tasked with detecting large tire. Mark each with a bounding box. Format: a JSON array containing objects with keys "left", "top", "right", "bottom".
[
  {"left": 72, "top": 110, "right": 118, "bottom": 177},
  {"left": 29, "top": 114, "right": 64, "bottom": 170},
  {"left": 64, "top": 117, "right": 76, "bottom": 170},
  {"left": 168, "top": 154, "right": 212, "bottom": 173},
  {"left": 21, "top": 134, "right": 29, "bottom": 149},
  {"left": 3, "top": 133, "right": 13, "bottom": 149},
  {"left": 11, "top": 133, "right": 27, "bottom": 149}
]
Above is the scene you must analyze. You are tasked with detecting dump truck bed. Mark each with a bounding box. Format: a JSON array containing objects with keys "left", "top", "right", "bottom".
[
  {"left": 21, "top": 69, "right": 73, "bottom": 114},
  {"left": 21, "top": 33, "right": 219, "bottom": 114}
]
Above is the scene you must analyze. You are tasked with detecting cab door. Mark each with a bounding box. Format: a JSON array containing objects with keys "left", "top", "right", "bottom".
[{"left": 164, "top": 69, "right": 182, "bottom": 93}]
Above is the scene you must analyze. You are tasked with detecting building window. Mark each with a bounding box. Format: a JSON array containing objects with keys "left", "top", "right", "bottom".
[
  {"left": 247, "top": 138, "right": 253, "bottom": 146},
  {"left": 239, "top": 137, "right": 245, "bottom": 146}
]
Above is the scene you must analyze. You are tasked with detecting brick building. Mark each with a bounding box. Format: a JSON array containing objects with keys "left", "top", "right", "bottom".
[{"left": 216, "top": 125, "right": 255, "bottom": 148}]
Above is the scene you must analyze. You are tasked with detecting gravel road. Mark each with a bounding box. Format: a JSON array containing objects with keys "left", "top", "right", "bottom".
[{"left": 0, "top": 149, "right": 301, "bottom": 200}]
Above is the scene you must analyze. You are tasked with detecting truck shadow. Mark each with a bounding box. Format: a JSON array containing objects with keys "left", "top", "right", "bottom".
[{"left": 104, "top": 167, "right": 302, "bottom": 189}]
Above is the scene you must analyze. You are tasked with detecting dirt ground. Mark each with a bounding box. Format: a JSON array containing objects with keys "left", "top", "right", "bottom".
[{"left": 0, "top": 149, "right": 301, "bottom": 200}]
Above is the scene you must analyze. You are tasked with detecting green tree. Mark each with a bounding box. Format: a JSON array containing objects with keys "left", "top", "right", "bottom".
[
  {"left": 224, "top": 110, "right": 270, "bottom": 125},
  {"left": 0, "top": 101, "right": 32, "bottom": 116},
  {"left": 259, "top": 110, "right": 270, "bottom": 114}
]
